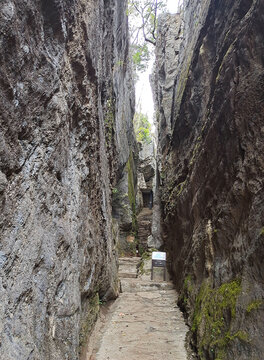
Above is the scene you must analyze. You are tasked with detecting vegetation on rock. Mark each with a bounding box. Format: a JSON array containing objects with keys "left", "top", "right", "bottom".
[
  {"left": 133, "top": 112, "right": 152, "bottom": 143},
  {"left": 127, "top": 0, "right": 167, "bottom": 72},
  {"left": 79, "top": 293, "right": 100, "bottom": 349},
  {"left": 246, "top": 300, "right": 263, "bottom": 314},
  {"left": 126, "top": 151, "right": 138, "bottom": 235},
  {"left": 194, "top": 280, "right": 244, "bottom": 359},
  {"left": 179, "top": 277, "right": 246, "bottom": 360}
]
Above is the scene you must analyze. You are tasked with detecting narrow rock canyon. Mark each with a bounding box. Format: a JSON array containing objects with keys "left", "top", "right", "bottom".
[{"left": 0, "top": 0, "right": 263, "bottom": 359}]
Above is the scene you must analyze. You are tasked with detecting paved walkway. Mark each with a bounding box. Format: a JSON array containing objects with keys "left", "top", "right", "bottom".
[{"left": 83, "top": 257, "right": 189, "bottom": 360}]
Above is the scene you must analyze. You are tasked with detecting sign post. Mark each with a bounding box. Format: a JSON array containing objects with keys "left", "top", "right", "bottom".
[{"left": 151, "top": 252, "right": 166, "bottom": 281}]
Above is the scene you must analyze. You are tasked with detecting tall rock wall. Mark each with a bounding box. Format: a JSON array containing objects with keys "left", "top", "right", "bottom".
[
  {"left": 0, "top": 0, "right": 134, "bottom": 359},
  {"left": 154, "top": 1, "right": 264, "bottom": 359}
]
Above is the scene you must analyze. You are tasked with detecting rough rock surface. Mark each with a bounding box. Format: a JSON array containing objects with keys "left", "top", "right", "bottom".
[
  {"left": 150, "top": 14, "right": 182, "bottom": 250},
  {"left": 138, "top": 142, "right": 155, "bottom": 190},
  {"left": 152, "top": 13, "right": 182, "bottom": 154},
  {"left": 137, "top": 141, "right": 163, "bottom": 249},
  {"left": 112, "top": 149, "right": 138, "bottom": 255},
  {"left": 0, "top": 0, "right": 134, "bottom": 359},
  {"left": 154, "top": 1, "right": 264, "bottom": 359}
]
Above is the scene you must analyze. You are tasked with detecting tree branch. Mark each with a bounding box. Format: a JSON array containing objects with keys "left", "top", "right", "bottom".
[
  {"left": 139, "top": 1, "right": 156, "bottom": 46},
  {"left": 151, "top": 0, "right": 158, "bottom": 40}
]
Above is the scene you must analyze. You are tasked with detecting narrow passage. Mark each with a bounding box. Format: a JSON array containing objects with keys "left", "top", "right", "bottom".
[{"left": 83, "top": 257, "right": 188, "bottom": 360}]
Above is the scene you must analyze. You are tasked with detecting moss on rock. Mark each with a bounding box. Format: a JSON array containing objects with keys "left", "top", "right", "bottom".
[
  {"left": 178, "top": 274, "right": 193, "bottom": 308},
  {"left": 126, "top": 151, "right": 137, "bottom": 235},
  {"left": 191, "top": 279, "right": 243, "bottom": 360},
  {"left": 246, "top": 299, "right": 263, "bottom": 314},
  {"left": 79, "top": 292, "right": 100, "bottom": 349}
]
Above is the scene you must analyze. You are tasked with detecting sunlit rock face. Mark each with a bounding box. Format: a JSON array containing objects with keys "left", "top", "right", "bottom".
[
  {"left": 0, "top": 0, "right": 134, "bottom": 359},
  {"left": 154, "top": 1, "right": 264, "bottom": 358}
]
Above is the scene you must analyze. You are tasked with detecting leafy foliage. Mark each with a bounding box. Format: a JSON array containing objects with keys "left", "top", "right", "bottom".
[
  {"left": 128, "top": 0, "right": 167, "bottom": 72},
  {"left": 133, "top": 112, "right": 152, "bottom": 143},
  {"left": 131, "top": 43, "right": 150, "bottom": 72}
]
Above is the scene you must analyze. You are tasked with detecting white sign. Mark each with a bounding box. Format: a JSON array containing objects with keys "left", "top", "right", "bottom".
[{"left": 152, "top": 252, "right": 166, "bottom": 261}]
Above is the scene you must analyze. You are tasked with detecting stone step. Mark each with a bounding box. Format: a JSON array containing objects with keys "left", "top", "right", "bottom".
[
  {"left": 120, "top": 279, "right": 175, "bottom": 293},
  {"left": 119, "top": 256, "right": 139, "bottom": 261},
  {"left": 118, "top": 263, "right": 139, "bottom": 270},
  {"left": 138, "top": 215, "right": 152, "bottom": 219},
  {"left": 138, "top": 221, "right": 151, "bottom": 226},
  {"left": 119, "top": 272, "right": 138, "bottom": 279},
  {"left": 118, "top": 257, "right": 139, "bottom": 280},
  {"left": 119, "top": 257, "right": 139, "bottom": 264}
]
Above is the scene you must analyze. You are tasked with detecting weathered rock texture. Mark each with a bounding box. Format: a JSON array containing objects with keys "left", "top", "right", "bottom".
[
  {"left": 112, "top": 149, "right": 138, "bottom": 255},
  {"left": 154, "top": 1, "right": 264, "bottom": 359},
  {"left": 0, "top": 0, "right": 134, "bottom": 359},
  {"left": 114, "top": 140, "right": 158, "bottom": 255},
  {"left": 138, "top": 142, "right": 155, "bottom": 191},
  {"left": 136, "top": 141, "right": 160, "bottom": 250}
]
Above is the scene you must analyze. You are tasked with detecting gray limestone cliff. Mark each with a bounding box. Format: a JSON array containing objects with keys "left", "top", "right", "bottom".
[
  {"left": 154, "top": 1, "right": 264, "bottom": 359},
  {"left": 0, "top": 0, "right": 134, "bottom": 359}
]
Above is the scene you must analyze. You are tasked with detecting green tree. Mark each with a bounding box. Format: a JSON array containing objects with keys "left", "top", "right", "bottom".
[
  {"left": 133, "top": 112, "right": 152, "bottom": 143},
  {"left": 128, "top": 0, "right": 167, "bottom": 72}
]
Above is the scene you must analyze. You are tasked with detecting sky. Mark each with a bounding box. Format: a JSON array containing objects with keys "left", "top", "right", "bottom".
[
  {"left": 135, "top": 0, "right": 181, "bottom": 124},
  {"left": 167, "top": 0, "right": 181, "bottom": 13}
]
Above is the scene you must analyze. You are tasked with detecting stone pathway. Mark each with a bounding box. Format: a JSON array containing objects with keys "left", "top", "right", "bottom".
[
  {"left": 83, "top": 257, "right": 189, "bottom": 360},
  {"left": 137, "top": 208, "right": 153, "bottom": 248}
]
